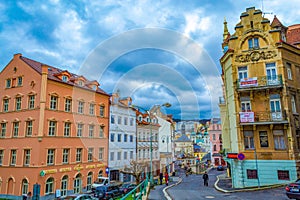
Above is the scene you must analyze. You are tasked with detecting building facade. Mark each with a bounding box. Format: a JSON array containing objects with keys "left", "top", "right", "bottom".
[
  {"left": 209, "top": 118, "right": 225, "bottom": 167},
  {"left": 220, "top": 7, "right": 300, "bottom": 187},
  {"left": 109, "top": 92, "right": 136, "bottom": 183},
  {"left": 0, "top": 54, "right": 110, "bottom": 199}
]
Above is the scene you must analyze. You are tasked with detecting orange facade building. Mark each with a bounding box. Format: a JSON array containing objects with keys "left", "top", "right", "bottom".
[{"left": 0, "top": 54, "right": 110, "bottom": 199}]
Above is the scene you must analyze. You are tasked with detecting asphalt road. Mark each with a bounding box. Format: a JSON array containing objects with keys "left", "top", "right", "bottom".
[{"left": 166, "top": 169, "right": 290, "bottom": 200}]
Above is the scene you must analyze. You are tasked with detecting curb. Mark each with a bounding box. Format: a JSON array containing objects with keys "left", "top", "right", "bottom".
[
  {"left": 163, "top": 176, "right": 183, "bottom": 200},
  {"left": 214, "top": 175, "right": 286, "bottom": 193}
]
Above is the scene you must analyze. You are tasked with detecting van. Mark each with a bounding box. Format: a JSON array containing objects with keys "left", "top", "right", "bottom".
[{"left": 91, "top": 177, "right": 109, "bottom": 189}]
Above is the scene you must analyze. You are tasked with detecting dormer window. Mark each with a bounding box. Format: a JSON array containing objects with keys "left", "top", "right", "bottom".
[
  {"left": 248, "top": 37, "right": 259, "bottom": 49},
  {"left": 62, "top": 75, "right": 68, "bottom": 82},
  {"left": 138, "top": 115, "right": 142, "bottom": 122},
  {"left": 92, "top": 85, "right": 97, "bottom": 90},
  {"left": 78, "top": 81, "right": 83, "bottom": 86}
]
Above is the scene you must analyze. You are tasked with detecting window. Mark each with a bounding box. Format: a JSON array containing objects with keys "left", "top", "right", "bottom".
[
  {"left": 89, "top": 104, "right": 95, "bottom": 115},
  {"left": 247, "top": 169, "right": 258, "bottom": 179},
  {"left": 76, "top": 148, "right": 82, "bottom": 162},
  {"left": 13, "top": 121, "right": 19, "bottom": 137},
  {"left": 130, "top": 151, "right": 133, "bottom": 159},
  {"left": 47, "top": 149, "right": 55, "bottom": 165},
  {"left": 291, "top": 95, "right": 297, "bottom": 113},
  {"left": 62, "top": 75, "right": 68, "bottom": 82},
  {"left": 99, "top": 126, "right": 104, "bottom": 138},
  {"left": 286, "top": 63, "right": 292, "bottom": 80},
  {"left": 3, "top": 99, "right": 9, "bottom": 112},
  {"left": 17, "top": 77, "right": 23, "bottom": 86},
  {"left": 212, "top": 134, "right": 216, "bottom": 140},
  {"left": 278, "top": 170, "right": 289, "bottom": 180},
  {"left": 117, "top": 152, "right": 121, "bottom": 160},
  {"left": 62, "top": 149, "right": 69, "bottom": 164},
  {"left": 118, "top": 116, "right": 122, "bottom": 124},
  {"left": 28, "top": 95, "right": 35, "bottom": 109},
  {"left": 21, "top": 179, "right": 29, "bottom": 195},
  {"left": 124, "top": 117, "right": 128, "bottom": 125},
  {"left": 241, "top": 99, "right": 251, "bottom": 112},
  {"left": 1, "top": 123, "right": 7, "bottom": 138},
  {"left": 23, "top": 149, "right": 30, "bottom": 166},
  {"left": 273, "top": 130, "right": 286, "bottom": 150},
  {"left": 61, "top": 175, "right": 68, "bottom": 197},
  {"left": 266, "top": 63, "right": 277, "bottom": 84},
  {"left": 77, "top": 124, "right": 83, "bottom": 137},
  {"left": 111, "top": 133, "right": 115, "bottom": 142},
  {"left": 10, "top": 149, "right": 17, "bottom": 165},
  {"left": 48, "top": 121, "right": 56, "bottom": 136},
  {"left": 64, "top": 122, "right": 71, "bottom": 137},
  {"left": 130, "top": 118, "right": 134, "bottom": 126},
  {"left": 15, "top": 97, "right": 22, "bottom": 111},
  {"left": 110, "top": 152, "right": 114, "bottom": 161},
  {"left": 6, "top": 79, "right": 11, "bottom": 88},
  {"left": 124, "top": 134, "right": 128, "bottom": 142},
  {"left": 78, "top": 81, "right": 83, "bottom": 86},
  {"left": 74, "top": 174, "right": 82, "bottom": 194},
  {"left": 117, "top": 134, "right": 121, "bottom": 142},
  {"left": 270, "top": 95, "right": 281, "bottom": 113},
  {"left": 248, "top": 37, "right": 259, "bottom": 49},
  {"left": 87, "top": 172, "right": 93, "bottom": 191},
  {"left": 99, "top": 148, "right": 104, "bottom": 161},
  {"left": 50, "top": 95, "right": 58, "bottom": 110},
  {"left": 238, "top": 66, "right": 248, "bottom": 80},
  {"left": 78, "top": 101, "right": 84, "bottom": 114},
  {"left": 259, "top": 131, "right": 269, "bottom": 148},
  {"left": 130, "top": 135, "right": 133, "bottom": 142},
  {"left": 100, "top": 105, "right": 105, "bottom": 117},
  {"left": 45, "top": 178, "right": 54, "bottom": 195},
  {"left": 111, "top": 115, "right": 115, "bottom": 124},
  {"left": 244, "top": 131, "right": 254, "bottom": 149},
  {"left": 65, "top": 98, "right": 72, "bottom": 112},
  {"left": 213, "top": 145, "right": 217, "bottom": 151},
  {"left": 26, "top": 120, "right": 33, "bottom": 137},
  {"left": 89, "top": 125, "right": 94, "bottom": 138},
  {"left": 124, "top": 151, "right": 127, "bottom": 160},
  {"left": 0, "top": 150, "right": 3, "bottom": 165},
  {"left": 88, "top": 148, "right": 94, "bottom": 162}
]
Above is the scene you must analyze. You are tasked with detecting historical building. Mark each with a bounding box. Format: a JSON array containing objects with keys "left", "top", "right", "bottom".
[
  {"left": 0, "top": 54, "right": 110, "bottom": 199},
  {"left": 209, "top": 118, "right": 225, "bottom": 167},
  {"left": 109, "top": 92, "right": 136, "bottom": 183},
  {"left": 220, "top": 7, "right": 300, "bottom": 187}
]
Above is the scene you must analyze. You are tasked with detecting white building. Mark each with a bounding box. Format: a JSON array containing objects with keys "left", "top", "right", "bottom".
[{"left": 109, "top": 92, "right": 136, "bottom": 182}]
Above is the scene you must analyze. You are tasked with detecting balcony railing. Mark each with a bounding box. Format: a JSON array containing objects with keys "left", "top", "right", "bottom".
[
  {"left": 237, "top": 75, "right": 283, "bottom": 90},
  {"left": 239, "top": 110, "right": 287, "bottom": 123},
  {"left": 219, "top": 97, "right": 225, "bottom": 104}
]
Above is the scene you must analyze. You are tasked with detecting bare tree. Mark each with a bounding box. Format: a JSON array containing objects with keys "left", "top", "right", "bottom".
[{"left": 120, "top": 160, "right": 148, "bottom": 185}]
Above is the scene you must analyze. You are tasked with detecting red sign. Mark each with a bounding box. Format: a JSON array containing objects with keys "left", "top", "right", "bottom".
[{"left": 226, "top": 153, "right": 238, "bottom": 159}]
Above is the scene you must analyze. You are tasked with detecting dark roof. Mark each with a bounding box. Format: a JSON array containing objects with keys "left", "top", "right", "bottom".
[
  {"left": 176, "top": 134, "right": 192, "bottom": 142},
  {"left": 20, "top": 56, "right": 109, "bottom": 96}
]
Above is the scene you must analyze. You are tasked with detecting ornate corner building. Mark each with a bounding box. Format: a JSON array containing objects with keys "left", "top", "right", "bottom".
[{"left": 220, "top": 7, "right": 300, "bottom": 188}]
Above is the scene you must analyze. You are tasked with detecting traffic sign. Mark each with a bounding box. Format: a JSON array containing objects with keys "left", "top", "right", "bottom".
[
  {"left": 105, "top": 167, "right": 109, "bottom": 174},
  {"left": 226, "top": 153, "right": 238, "bottom": 159},
  {"left": 238, "top": 153, "right": 245, "bottom": 160}
]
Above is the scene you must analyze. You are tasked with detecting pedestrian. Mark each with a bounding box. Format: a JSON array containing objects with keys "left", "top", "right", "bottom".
[
  {"left": 27, "top": 192, "right": 32, "bottom": 200},
  {"left": 202, "top": 171, "right": 209, "bottom": 186},
  {"left": 159, "top": 172, "right": 163, "bottom": 185},
  {"left": 165, "top": 172, "right": 169, "bottom": 186}
]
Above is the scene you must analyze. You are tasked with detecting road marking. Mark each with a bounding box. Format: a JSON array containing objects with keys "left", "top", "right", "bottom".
[{"left": 205, "top": 196, "right": 215, "bottom": 199}]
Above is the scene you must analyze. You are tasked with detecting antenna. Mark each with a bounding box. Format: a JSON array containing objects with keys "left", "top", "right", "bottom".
[{"left": 261, "top": 0, "right": 273, "bottom": 17}]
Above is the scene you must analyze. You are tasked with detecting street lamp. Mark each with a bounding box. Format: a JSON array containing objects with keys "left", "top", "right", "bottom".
[{"left": 131, "top": 103, "right": 171, "bottom": 186}]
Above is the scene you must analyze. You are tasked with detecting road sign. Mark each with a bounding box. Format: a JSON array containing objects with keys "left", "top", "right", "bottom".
[
  {"left": 105, "top": 167, "right": 109, "bottom": 174},
  {"left": 238, "top": 153, "right": 245, "bottom": 160},
  {"left": 226, "top": 153, "right": 238, "bottom": 159}
]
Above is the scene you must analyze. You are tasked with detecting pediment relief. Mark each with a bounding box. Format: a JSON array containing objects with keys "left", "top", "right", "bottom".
[{"left": 235, "top": 50, "right": 277, "bottom": 63}]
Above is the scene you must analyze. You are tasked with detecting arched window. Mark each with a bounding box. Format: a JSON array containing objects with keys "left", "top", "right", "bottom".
[
  {"left": 45, "top": 177, "right": 54, "bottom": 195},
  {"left": 98, "top": 170, "right": 103, "bottom": 177},
  {"left": 73, "top": 174, "right": 82, "bottom": 194},
  {"left": 61, "top": 175, "right": 68, "bottom": 197},
  {"left": 21, "top": 179, "right": 29, "bottom": 195},
  {"left": 87, "top": 172, "right": 93, "bottom": 191}
]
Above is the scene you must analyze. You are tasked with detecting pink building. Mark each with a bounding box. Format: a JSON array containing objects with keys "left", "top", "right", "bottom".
[
  {"left": 209, "top": 119, "right": 225, "bottom": 167},
  {"left": 0, "top": 54, "right": 110, "bottom": 199}
]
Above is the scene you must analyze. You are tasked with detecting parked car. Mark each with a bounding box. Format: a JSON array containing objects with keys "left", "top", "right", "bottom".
[
  {"left": 93, "top": 184, "right": 123, "bottom": 200},
  {"left": 63, "top": 193, "right": 97, "bottom": 200},
  {"left": 216, "top": 165, "right": 224, "bottom": 171},
  {"left": 119, "top": 183, "right": 137, "bottom": 194},
  {"left": 286, "top": 179, "right": 300, "bottom": 200}
]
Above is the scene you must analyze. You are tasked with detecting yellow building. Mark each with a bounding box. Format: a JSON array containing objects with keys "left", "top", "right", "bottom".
[{"left": 220, "top": 7, "right": 300, "bottom": 188}]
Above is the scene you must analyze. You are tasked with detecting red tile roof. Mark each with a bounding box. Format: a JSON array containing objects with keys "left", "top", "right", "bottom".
[
  {"left": 287, "top": 24, "right": 300, "bottom": 46},
  {"left": 20, "top": 56, "right": 109, "bottom": 96}
]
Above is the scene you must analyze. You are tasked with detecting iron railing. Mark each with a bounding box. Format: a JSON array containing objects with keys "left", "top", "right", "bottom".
[
  {"left": 120, "top": 176, "right": 149, "bottom": 200},
  {"left": 239, "top": 110, "right": 287, "bottom": 123}
]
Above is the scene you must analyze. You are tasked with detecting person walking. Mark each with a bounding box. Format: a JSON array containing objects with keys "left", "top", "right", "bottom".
[
  {"left": 165, "top": 172, "right": 169, "bottom": 186},
  {"left": 159, "top": 172, "right": 163, "bottom": 185},
  {"left": 202, "top": 171, "right": 209, "bottom": 186}
]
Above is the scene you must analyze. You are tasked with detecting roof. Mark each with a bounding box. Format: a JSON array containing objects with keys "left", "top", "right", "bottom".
[
  {"left": 287, "top": 24, "right": 300, "bottom": 46},
  {"left": 175, "top": 134, "right": 192, "bottom": 142},
  {"left": 19, "top": 55, "right": 109, "bottom": 96}
]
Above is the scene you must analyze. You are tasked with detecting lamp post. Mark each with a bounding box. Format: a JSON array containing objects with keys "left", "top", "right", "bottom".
[{"left": 131, "top": 103, "right": 171, "bottom": 186}]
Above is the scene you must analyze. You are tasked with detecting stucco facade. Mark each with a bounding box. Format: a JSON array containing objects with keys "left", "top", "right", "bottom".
[{"left": 0, "top": 54, "right": 110, "bottom": 199}]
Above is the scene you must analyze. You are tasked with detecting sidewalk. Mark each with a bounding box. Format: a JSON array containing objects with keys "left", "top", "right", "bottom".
[{"left": 148, "top": 176, "right": 182, "bottom": 200}]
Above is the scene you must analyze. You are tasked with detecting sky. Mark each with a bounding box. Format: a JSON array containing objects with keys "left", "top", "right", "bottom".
[{"left": 1, "top": 0, "right": 300, "bottom": 120}]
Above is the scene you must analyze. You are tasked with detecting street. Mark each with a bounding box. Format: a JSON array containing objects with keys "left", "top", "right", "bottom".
[{"left": 166, "top": 169, "right": 290, "bottom": 200}]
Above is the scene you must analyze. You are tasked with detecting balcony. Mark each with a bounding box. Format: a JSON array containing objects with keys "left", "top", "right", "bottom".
[
  {"left": 237, "top": 75, "right": 283, "bottom": 91},
  {"left": 239, "top": 110, "right": 288, "bottom": 125}
]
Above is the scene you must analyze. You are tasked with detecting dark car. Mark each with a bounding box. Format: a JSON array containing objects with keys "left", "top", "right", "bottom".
[
  {"left": 119, "top": 183, "right": 137, "bottom": 194},
  {"left": 286, "top": 179, "right": 300, "bottom": 200},
  {"left": 93, "top": 184, "right": 123, "bottom": 200},
  {"left": 63, "top": 194, "right": 97, "bottom": 200},
  {"left": 217, "top": 165, "right": 224, "bottom": 171}
]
